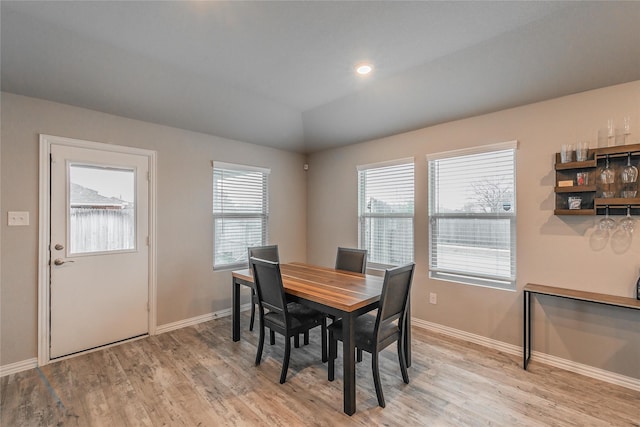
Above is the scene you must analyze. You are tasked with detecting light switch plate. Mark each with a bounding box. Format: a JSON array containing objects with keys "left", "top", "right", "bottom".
[{"left": 8, "top": 211, "right": 29, "bottom": 226}]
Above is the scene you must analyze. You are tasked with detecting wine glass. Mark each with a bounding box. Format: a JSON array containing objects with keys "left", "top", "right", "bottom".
[
  {"left": 599, "top": 206, "right": 617, "bottom": 233},
  {"left": 620, "top": 153, "right": 638, "bottom": 198},
  {"left": 590, "top": 208, "right": 615, "bottom": 251},
  {"left": 589, "top": 213, "right": 615, "bottom": 251},
  {"left": 607, "top": 119, "right": 615, "bottom": 147},
  {"left": 619, "top": 206, "right": 636, "bottom": 234},
  {"left": 607, "top": 118, "right": 615, "bottom": 137},
  {"left": 611, "top": 207, "right": 635, "bottom": 253},
  {"left": 599, "top": 155, "right": 615, "bottom": 198},
  {"left": 623, "top": 116, "right": 631, "bottom": 145},
  {"left": 611, "top": 226, "right": 632, "bottom": 253}
]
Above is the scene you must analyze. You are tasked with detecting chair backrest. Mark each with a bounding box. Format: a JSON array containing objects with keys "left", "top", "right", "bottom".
[
  {"left": 335, "top": 247, "right": 367, "bottom": 273},
  {"left": 248, "top": 244, "right": 280, "bottom": 263},
  {"left": 250, "top": 257, "right": 287, "bottom": 319},
  {"left": 375, "top": 263, "right": 415, "bottom": 340}
]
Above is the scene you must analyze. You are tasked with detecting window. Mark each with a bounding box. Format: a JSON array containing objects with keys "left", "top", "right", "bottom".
[
  {"left": 428, "top": 141, "right": 516, "bottom": 290},
  {"left": 213, "top": 162, "right": 269, "bottom": 269},
  {"left": 69, "top": 164, "right": 135, "bottom": 254},
  {"left": 358, "top": 158, "right": 414, "bottom": 269}
]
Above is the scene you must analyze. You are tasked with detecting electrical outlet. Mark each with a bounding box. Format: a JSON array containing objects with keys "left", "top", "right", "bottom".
[
  {"left": 429, "top": 292, "right": 437, "bottom": 304},
  {"left": 8, "top": 211, "right": 29, "bottom": 226}
]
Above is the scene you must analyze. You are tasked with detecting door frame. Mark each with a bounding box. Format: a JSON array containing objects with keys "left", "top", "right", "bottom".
[{"left": 38, "top": 134, "right": 157, "bottom": 366}]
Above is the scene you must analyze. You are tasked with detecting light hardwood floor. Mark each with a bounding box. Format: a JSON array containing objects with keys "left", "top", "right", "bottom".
[{"left": 2, "top": 313, "right": 639, "bottom": 426}]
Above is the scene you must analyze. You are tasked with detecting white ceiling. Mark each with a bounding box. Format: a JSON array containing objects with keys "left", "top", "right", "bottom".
[{"left": 2, "top": 1, "right": 639, "bottom": 153}]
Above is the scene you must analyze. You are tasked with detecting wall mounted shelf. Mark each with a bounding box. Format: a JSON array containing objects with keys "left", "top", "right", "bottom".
[{"left": 554, "top": 143, "right": 640, "bottom": 216}]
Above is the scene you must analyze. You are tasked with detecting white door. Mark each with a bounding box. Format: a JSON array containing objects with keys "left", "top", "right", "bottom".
[{"left": 50, "top": 144, "right": 149, "bottom": 358}]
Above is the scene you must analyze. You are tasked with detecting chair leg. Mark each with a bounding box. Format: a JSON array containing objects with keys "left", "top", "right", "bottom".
[
  {"left": 280, "top": 335, "right": 292, "bottom": 384},
  {"left": 270, "top": 329, "right": 275, "bottom": 345},
  {"left": 372, "top": 351, "right": 385, "bottom": 408},
  {"left": 255, "top": 316, "right": 265, "bottom": 366},
  {"left": 328, "top": 329, "right": 336, "bottom": 381},
  {"left": 249, "top": 290, "right": 256, "bottom": 331},
  {"left": 303, "top": 331, "right": 310, "bottom": 345},
  {"left": 294, "top": 334, "right": 300, "bottom": 348},
  {"left": 397, "top": 336, "right": 409, "bottom": 384},
  {"left": 357, "top": 348, "right": 363, "bottom": 363}
]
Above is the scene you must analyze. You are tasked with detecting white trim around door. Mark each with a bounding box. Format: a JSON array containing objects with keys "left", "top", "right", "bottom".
[{"left": 38, "top": 134, "right": 157, "bottom": 366}]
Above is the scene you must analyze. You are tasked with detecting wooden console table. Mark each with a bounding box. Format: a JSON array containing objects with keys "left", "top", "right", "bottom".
[{"left": 523, "top": 283, "right": 640, "bottom": 369}]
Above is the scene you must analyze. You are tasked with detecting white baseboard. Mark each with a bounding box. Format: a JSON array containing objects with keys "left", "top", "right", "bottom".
[
  {"left": 530, "top": 350, "right": 640, "bottom": 392},
  {"left": 155, "top": 303, "right": 251, "bottom": 334},
  {"left": 412, "top": 318, "right": 522, "bottom": 357},
  {"left": 0, "top": 357, "right": 38, "bottom": 377},
  {"left": 1, "top": 304, "right": 251, "bottom": 377},
  {"left": 412, "top": 318, "right": 640, "bottom": 392}
]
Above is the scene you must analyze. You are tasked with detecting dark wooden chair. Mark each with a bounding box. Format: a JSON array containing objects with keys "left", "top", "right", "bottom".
[
  {"left": 335, "top": 247, "right": 367, "bottom": 274},
  {"left": 333, "top": 247, "right": 368, "bottom": 361},
  {"left": 328, "top": 262, "right": 415, "bottom": 407},
  {"left": 250, "top": 257, "right": 327, "bottom": 384},
  {"left": 247, "top": 245, "right": 279, "bottom": 332}
]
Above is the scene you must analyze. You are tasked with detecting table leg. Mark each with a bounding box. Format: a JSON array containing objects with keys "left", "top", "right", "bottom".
[
  {"left": 342, "top": 312, "right": 356, "bottom": 416},
  {"left": 233, "top": 279, "right": 241, "bottom": 342},
  {"left": 523, "top": 290, "right": 530, "bottom": 369},
  {"left": 528, "top": 292, "right": 532, "bottom": 365}
]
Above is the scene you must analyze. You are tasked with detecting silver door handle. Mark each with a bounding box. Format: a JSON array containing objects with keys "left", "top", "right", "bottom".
[{"left": 53, "top": 258, "right": 75, "bottom": 266}]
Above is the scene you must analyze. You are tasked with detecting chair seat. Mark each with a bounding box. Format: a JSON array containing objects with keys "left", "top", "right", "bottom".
[
  {"left": 264, "top": 302, "right": 324, "bottom": 330},
  {"left": 286, "top": 302, "right": 324, "bottom": 320},
  {"left": 328, "top": 314, "right": 399, "bottom": 353}
]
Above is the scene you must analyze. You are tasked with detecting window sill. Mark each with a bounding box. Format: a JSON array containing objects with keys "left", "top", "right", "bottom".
[{"left": 429, "top": 271, "right": 516, "bottom": 292}]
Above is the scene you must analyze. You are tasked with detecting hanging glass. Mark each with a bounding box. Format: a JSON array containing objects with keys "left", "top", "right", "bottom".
[
  {"left": 599, "top": 155, "right": 615, "bottom": 198},
  {"left": 620, "top": 153, "right": 638, "bottom": 198}
]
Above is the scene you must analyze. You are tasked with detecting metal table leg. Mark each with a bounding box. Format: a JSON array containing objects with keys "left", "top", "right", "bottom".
[
  {"left": 342, "top": 312, "right": 356, "bottom": 416},
  {"left": 523, "top": 290, "right": 531, "bottom": 369},
  {"left": 233, "top": 278, "right": 241, "bottom": 342}
]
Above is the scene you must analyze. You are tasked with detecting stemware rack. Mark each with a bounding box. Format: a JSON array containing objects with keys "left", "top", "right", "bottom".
[{"left": 554, "top": 143, "right": 640, "bottom": 215}]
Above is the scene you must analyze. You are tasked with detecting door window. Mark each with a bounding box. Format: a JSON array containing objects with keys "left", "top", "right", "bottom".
[{"left": 69, "top": 164, "right": 136, "bottom": 254}]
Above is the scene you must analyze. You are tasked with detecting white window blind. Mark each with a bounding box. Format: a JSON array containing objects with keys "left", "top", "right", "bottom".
[
  {"left": 428, "top": 142, "right": 516, "bottom": 290},
  {"left": 358, "top": 159, "right": 414, "bottom": 269},
  {"left": 213, "top": 162, "right": 269, "bottom": 269}
]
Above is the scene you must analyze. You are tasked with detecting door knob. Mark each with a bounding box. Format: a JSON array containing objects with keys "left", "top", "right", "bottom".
[
  {"left": 54, "top": 244, "right": 64, "bottom": 250},
  {"left": 54, "top": 258, "right": 74, "bottom": 266}
]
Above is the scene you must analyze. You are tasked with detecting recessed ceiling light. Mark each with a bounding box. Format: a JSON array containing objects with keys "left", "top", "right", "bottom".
[{"left": 356, "top": 63, "right": 373, "bottom": 76}]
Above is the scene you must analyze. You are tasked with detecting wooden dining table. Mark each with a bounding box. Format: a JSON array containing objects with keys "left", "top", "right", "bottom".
[{"left": 231, "top": 262, "right": 411, "bottom": 415}]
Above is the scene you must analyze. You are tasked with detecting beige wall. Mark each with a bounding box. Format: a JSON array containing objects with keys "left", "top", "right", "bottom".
[
  {"left": 307, "top": 81, "right": 640, "bottom": 379},
  {"left": 0, "top": 92, "right": 307, "bottom": 365},
  {"left": 2, "top": 83, "right": 639, "bottom": 379}
]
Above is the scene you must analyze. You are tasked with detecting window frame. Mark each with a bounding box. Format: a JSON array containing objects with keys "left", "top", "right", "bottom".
[
  {"left": 357, "top": 157, "right": 415, "bottom": 270},
  {"left": 212, "top": 161, "right": 270, "bottom": 270},
  {"left": 427, "top": 141, "right": 517, "bottom": 290}
]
